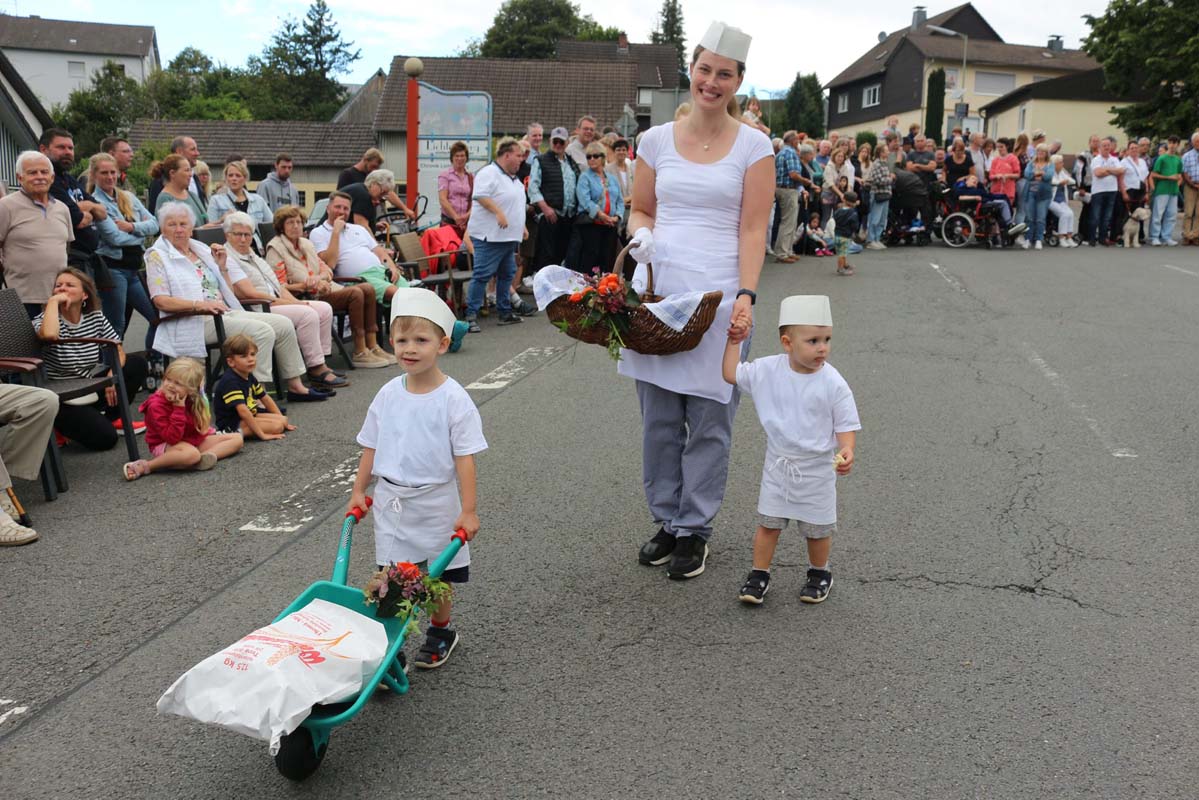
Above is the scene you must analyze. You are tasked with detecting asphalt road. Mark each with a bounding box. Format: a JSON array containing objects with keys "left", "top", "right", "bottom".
[{"left": 2, "top": 241, "right": 1198, "bottom": 798}]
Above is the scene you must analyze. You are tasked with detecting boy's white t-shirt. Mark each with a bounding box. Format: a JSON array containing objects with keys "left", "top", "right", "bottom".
[
  {"left": 357, "top": 375, "right": 487, "bottom": 486},
  {"left": 736, "top": 355, "right": 861, "bottom": 455},
  {"left": 736, "top": 355, "right": 861, "bottom": 523}
]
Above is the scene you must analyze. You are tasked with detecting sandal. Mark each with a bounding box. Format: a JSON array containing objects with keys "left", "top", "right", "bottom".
[
  {"left": 308, "top": 370, "right": 349, "bottom": 389},
  {"left": 123, "top": 460, "right": 151, "bottom": 481}
]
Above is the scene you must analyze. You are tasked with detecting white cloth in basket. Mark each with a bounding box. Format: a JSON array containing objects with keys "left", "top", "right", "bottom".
[{"left": 533, "top": 265, "right": 704, "bottom": 334}]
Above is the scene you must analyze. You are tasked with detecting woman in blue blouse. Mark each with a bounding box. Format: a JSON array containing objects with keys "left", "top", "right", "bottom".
[
  {"left": 571, "top": 141, "right": 625, "bottom": 273},
  {"left": 1022, "top": 144, "right": 1055, "bottom": 250},
  {"left": 89, "top": 153, "right": 159, "bottom": 345}
]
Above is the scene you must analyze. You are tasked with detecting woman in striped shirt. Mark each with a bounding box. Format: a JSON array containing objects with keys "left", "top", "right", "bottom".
[{"left": 33, "top": 268, "right": 147, "bottom": 451}]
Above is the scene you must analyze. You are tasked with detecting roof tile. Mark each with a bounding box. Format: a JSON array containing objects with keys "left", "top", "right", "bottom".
[
  {"left": 0, "top": 15, "right": 155, "bottom": 58},
  {"left": 374, "top": 56, "right": 640, "bottom": 133},
  {"left": 127, "top": 120, "right": 376, "bottom": 167}
]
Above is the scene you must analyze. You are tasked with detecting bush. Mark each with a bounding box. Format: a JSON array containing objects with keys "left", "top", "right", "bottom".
[{"left": 855, "top": 131, "right": 878, "bottom": 149}]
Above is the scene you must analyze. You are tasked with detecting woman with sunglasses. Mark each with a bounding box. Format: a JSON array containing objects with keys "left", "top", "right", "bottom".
[{"left": 571, "top": 141, "right": 625, "bottom": 272}]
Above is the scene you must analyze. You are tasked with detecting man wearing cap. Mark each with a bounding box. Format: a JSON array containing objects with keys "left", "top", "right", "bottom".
[
  {"left": 528, "top": 126, "right": 581, "bottom": 271},
  {"left": 773, "top": 130, "right": 803, "bottom": 262}
]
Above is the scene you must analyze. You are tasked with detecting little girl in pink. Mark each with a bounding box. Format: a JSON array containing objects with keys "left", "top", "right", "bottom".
[{"left": 123, "top": 358, "right": 243, "bottom": 480}]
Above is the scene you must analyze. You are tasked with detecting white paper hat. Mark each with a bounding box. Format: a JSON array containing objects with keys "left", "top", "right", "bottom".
[
  {"left": 389, "top": 287, "right": 457, "bottom": 338},
  {"left": 699, "top": 21, "right": 752, "bottom": 63},
  {"left": 779, "top": 295, "right": 833, "bottom": 327}
]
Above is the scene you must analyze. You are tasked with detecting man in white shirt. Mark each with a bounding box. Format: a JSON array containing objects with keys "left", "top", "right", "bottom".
[
  {"left": 310, "top": 191, "right": 405, "bottom": 305},
  {"left": 1086, "top": 137, "right": 1125, "bottom": 246},
  {"left": 463, "top": 138, "right": 529, "bottom": 332},
  {"left": 969, "top": 132, "right": 986, "bottom": 183}
]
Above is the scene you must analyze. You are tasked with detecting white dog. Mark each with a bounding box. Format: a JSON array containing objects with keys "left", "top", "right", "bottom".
[{"left": 1123, "top": 206, "right": 1150, "bottom": 249}]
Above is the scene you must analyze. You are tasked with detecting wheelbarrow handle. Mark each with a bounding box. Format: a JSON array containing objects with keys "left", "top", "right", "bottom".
[
  {"left": 451, "top": 528, "right": 468, "bottom": 544},
  {"left": 346, "top": 495, "right": 374, "bottom": 521}
]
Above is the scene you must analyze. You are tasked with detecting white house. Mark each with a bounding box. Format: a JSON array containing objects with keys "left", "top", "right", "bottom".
[
  {"left": 0, "top": 49, "right": 53, "bottom": 190},
  {"left": 0, "top": 15, "right": 159, "bottom": 109}
]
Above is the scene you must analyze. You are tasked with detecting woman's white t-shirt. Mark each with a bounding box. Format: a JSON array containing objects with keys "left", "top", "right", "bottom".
[
  {"left": 617, "top": 121, "right": 773, "bottom": 403},
  {"left": 357, "top": 375, "right": 487, "bottom": 486},
  {"left": 1119, "top": 156, "right": 1148, "bottom": 191}
]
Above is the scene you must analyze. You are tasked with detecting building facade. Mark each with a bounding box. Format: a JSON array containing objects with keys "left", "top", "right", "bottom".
[
  {"left": 825, "top": 4, "right": 1098, "bottom": 140},
  {"left": 0, "top": 15, "right": 159, "bottom": 109}
]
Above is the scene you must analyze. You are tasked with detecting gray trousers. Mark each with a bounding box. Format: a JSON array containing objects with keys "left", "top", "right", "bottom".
[
  {"left": 636, "top": 380, "right": 740, "bottom": 541},
  {"left": 0, "top": 383, "right": 59, "bottom": 488}
]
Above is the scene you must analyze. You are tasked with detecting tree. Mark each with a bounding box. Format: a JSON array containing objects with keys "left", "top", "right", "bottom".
[
  {"left": 247, "top": 0, "right": 360, "bottom": 120},
  {"left": 650, "top": 0, "right": 687, "bottom": 75},
  {"left": 54, "top": 61, "right": 152, "bottom": 156},
  {"left": 925, "top": 68, "right": 945, "bottom": 145},
  {"left": 1084, "top": 0, "right": 1199, "bottom": 137},
  {"left": 783, "top": 72, "right": 825, "bottom": 137},
  {"left": 480, "top": 0, "right": 619, "bottom": 59}
]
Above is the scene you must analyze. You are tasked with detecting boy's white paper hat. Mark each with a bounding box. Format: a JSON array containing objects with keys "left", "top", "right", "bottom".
[
  {"left": 779, "top": 295, "right": 832, "bottom": 327},
  {"left": 699, "top": 22, "right": 751, "bottom": 63},
  {"left": 389, "top": 287, "right": 457, "bottom": 338}
]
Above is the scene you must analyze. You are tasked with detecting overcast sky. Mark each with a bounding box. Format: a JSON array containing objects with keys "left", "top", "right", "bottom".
[{"left": 40, "top": 0, "right": 1106, "bottom": 95}]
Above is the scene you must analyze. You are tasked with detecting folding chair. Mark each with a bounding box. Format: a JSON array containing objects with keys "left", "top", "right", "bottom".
[
  {"left": 391, "top": 232, "right": 472, "bottom": 316},
  {"left": 193, "top": 228, "right": 227, "bottom": 247},
  {"left": 0, "top": 288, "right": 139, "bottom": 499},
  {"left": 0, "top": 357, "right": 64, "bottom": 502}
]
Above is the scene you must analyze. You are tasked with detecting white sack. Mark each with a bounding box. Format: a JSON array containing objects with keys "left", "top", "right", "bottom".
[{"left": 156, "top": 598, "right": 387, "bottom": 752}]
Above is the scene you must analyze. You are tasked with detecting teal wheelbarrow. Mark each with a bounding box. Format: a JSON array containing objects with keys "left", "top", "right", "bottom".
[{"left": 272, "top": 497, "right": 466, "bottom": 781}]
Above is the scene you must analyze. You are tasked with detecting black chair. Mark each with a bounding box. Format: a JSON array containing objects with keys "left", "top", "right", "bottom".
[
  {"left": 138, "top": 269, "right": 229, "bottom": 400},
  {"left": 0, "top": 288, "right": 139, "bottom": 499},
  {"left": 258, "top": 222, "right": 276, "bottom": 249},
  {"left": 193, "top": 228, "right": 227, "bottom": 247},
  {"left": 0, "top": 357, "right": 65, "bottom": 501}
]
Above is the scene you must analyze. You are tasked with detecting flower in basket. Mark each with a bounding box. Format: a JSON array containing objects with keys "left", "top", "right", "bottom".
[
  {"left": 363, "top": 562, "right": 451, "bottom": 635},
  {"left": 553, "top": 268, "right": 643, "bottom": 360}
]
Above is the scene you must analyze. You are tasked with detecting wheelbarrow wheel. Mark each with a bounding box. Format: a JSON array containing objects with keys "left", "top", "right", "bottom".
[{"left": 275, "top": 726, "right": 326, "bottom": 781}]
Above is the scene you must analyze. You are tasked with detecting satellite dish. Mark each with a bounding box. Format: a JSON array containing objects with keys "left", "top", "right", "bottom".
[{"left": 877, "top": 31, "right": 887, "bottom": 43}]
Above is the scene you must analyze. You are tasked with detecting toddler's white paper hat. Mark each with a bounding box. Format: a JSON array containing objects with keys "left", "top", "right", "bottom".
[
  {"left": 779, "top": 295, "right": 832, "bottom": 327},
  {"left": 390, "top": 287, "right": 457, "bottom": 338},
  {"left": 699, "top": 21, "right": 751, "bottom": 63}
]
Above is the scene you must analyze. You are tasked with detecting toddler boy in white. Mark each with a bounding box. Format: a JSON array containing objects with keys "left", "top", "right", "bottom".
[{"left": 722, "top": 295, "right": 861, "bottom": 604}]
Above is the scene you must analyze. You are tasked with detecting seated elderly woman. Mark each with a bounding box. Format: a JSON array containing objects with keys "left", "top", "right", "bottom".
[
  {"left": 263, "top": 205, "right": 390, "bottom": 368},
  {"left": 569, "top": 141, "right": 625, "bottom": 272},
  {"left": 33, "top": 267, "right": 148, "bottom": 451},
  {"left": 145, "top": 203, "right": 322, "bottom": 402},
  {"left": 207, "top": 160, "right": 272, "bottom": 225},
  {"left": 220, "top": 211, "right": 348, "bottom": 391}
]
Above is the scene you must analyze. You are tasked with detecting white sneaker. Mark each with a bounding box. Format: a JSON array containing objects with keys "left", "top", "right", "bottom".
[
  {"left": 0, "top": 514, "right": 37, "bottom": 546},
  {"left": 1019, "top": 239, "right": 1030, "bottom": 250},
  {"left": 1034, "top": 241, "right": 1043, "bottom": 250},
  {"left": 0, "top": 492, "right": 18, "bottom": 522},
  {"left": 1165, "top": 239, "right": 1179, "bottom": 247},
  {"left": 1149, "top": 240, "right": 1162, "bottom": 246}
]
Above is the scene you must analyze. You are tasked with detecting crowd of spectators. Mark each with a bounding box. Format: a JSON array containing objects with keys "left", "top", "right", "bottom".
[{"left": 765, "top": 118, "right": 1199, "bottom": 260}]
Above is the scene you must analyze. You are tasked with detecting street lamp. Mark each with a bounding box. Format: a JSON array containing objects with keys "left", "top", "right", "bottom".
[
  {"left": 926, "top": 24, "right": 968, "bottom": 99},
  {"left": 926, "top": 24, "right": 968, "bottom": 132}
]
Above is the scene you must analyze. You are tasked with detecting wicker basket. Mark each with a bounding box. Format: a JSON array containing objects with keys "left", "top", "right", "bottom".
[{"left": 546, "top": 241, "right": 723, "bottom": 356}]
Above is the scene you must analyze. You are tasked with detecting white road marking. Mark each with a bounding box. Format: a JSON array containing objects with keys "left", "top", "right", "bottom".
[
  {"left": 239, "top": 456, "right": 359, "bottom": 532},
  {"left": 1162, "top": 264, "right": 1199, "bottom": 277},
  {"left": 1022, "top": 343, "right": 1137, "bottom": 459},
  {"left": 928, "top": 262, "right": 966, "bottom": 292},
  {"left": 466, "top": 346, "right": 565, "bottom": 390},
  {"left": 0, "top": 699, "right": 29, "bottom": 725},
  {"left": 239, "top": 346, "right": 565, "bottom": 532}
]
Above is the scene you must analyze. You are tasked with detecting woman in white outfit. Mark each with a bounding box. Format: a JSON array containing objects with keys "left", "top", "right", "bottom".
[
  {"left": 1049, "top": 154, "right": 1077, "bottom": 246},
  {"left": 623, "top": 21, "right": 774, "bottom": 580}
]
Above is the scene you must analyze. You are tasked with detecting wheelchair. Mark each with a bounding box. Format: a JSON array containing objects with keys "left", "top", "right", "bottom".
[{"left": 939, "top": 193, "right": 1021, "bottom": 249}]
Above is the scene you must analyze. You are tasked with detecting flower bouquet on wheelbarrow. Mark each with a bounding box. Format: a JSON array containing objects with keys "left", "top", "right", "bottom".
[
  {"left": 535, "top": 241, "right": 722, "bottom": 360},
  {"left": 157, "top": 498, "right": 468, "bottom": 782}
]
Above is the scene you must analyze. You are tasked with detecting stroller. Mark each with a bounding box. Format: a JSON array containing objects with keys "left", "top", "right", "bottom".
[{"left": 883, "top": 171, "right": 934, "bottom": 246}]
